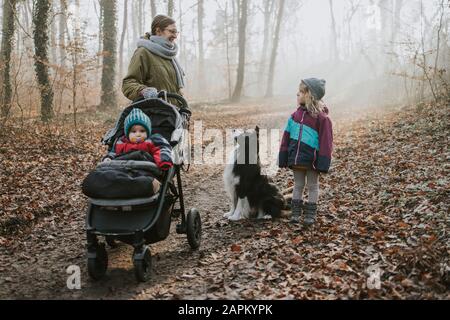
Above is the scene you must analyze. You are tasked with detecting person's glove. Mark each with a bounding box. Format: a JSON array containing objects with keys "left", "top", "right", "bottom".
[{"left": 141, "top": 87, "right": 158, "bottom": 99}]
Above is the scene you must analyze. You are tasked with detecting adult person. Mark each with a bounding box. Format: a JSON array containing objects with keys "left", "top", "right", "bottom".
[{"left": 122, "top": 15, "right": 185, "bottom": 105}]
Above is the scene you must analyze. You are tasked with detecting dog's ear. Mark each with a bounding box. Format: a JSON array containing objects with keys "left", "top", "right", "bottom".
[{"left": 255, "top": 126, "right": 260, "bottom": 133}]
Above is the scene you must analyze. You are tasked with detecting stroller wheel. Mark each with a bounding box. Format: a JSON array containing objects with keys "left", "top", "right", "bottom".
[
  {"left": 133, "top": 247, "right": 152, "bottom": 282},
  {"left": 87, "top": 243, "right": 108, "bottom": 281},
  {"left": 186, "top": 209, "right": 202, "bottom": 250}
]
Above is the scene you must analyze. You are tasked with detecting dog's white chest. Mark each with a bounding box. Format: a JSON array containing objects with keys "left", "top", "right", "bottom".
[{"left": 223, "top": 146, "right": 239, "bottom": 190}]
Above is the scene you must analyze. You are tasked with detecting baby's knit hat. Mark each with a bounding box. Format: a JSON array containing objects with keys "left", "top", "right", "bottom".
[{"left": 124, "top": 108, "right": 152, "bottom": 138}]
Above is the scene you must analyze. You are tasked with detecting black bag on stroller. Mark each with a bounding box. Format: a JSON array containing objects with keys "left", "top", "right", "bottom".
[{"left": 82, "top": 163, "right": 161, "bottom": 199}]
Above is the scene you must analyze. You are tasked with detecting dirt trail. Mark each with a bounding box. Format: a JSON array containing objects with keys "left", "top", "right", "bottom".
[
  {"left": 0, "top": 98, "right": 448, "bottom": 299},
  {"left": 0, "top": 98, "right": 289, "bottom": 299}
]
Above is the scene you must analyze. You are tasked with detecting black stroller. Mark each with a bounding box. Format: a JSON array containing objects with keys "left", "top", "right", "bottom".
[{"left": 85, "top": 92, "right": 201, "bottom": 282}]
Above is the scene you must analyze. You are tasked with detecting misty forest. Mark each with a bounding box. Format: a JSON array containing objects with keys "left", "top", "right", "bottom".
[{"left": 0, "top": 0, "right": 449, "bottom": 299}]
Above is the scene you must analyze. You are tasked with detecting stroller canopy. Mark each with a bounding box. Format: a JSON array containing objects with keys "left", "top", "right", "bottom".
[{"left": 102, "top": 98, "right": 188, "bottom": 150}]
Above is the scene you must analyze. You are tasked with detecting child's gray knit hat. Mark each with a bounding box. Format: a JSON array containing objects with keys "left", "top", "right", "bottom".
[{"left": 302, "top": 78, "right": 326, "bottom": 101}]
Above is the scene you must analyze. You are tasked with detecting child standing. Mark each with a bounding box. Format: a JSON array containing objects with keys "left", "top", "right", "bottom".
[{"left": 278, "top": 78, "right": 333, "bottom": 226}]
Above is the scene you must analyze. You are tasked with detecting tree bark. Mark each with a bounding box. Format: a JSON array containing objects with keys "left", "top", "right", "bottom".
[
  {"left": 119, "top": 0, "right": 128, "bottom": 79},
  {"left": 197, "top": 0, "right": 205, "bottom": 93},
  {"left": 328, "top": 0, "right": 339, "bottom": 61},
  {"left": 391, "top": 0, "right": 403, "bottom": 45},
  {"left": 168, "top": 0, "right": 174, "bottom": 17},
  {"left": 265, "top": 0, "right": 285, "bottom": 98},
  {"left": 59, "top": 0, "right": 67, "bottom": 67},
  {"left": 225, "top": 1, "right": 231, "bottom": 99},
  {"left": 33, "top": 0, "right": 54, "bottom": 122},
  {"left": 50, "top": 1, "right": 57, "bottom": 65},
  {"left": 95, "top": 0, "right": 103, "bottom": 82},
  {"left": 99, "top": 0, "right": 117, "bottom": 110},
  {"left": 1, "top": 0, "right": 17, "bottom": 120},
  {"left": 132, "top": 0, "right": 138, "bottom": 44},
  {"left": 257, "top": 0, "right": 274, "bottom": 92},
  {"left": 150, "top": 0, "right": 157, "bottom": 18},
  {"left": 138, "top": 0, "right": 143, "bottom": 36},
  {"left": 231, "top": 0, "right": 249, "bottom": 103},
  {"left": 344, "top": 0, "right": 360, "bottom": 57}
]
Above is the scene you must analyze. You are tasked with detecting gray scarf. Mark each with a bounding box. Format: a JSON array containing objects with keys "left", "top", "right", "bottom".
[{"left": 137, "top": 35, "right": 185, "bottom": 89}]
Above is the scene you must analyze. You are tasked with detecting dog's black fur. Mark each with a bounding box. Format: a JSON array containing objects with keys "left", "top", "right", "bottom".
[{"left": 232, "top": 127, "right": 285, "bottom": 219}]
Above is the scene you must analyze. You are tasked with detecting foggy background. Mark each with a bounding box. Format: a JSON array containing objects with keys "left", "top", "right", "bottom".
[{"left": 1, "top": 0, "right": 449, "bottom": 119}]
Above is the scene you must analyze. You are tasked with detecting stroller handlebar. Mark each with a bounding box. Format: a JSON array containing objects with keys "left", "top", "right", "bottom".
[{"left": 157, "top": 91, "right": 190, "bottom": 113}]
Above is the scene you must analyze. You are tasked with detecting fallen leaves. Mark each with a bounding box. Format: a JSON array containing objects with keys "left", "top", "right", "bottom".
[
  {"left": 0, "top": 100, "right": 448, "bottom": 300},
  {"left": 0, "top": 123, "right": 104, "bottom": 237},
  {"left": 230, "top": 244, "right": 242, "bottom": 252}
]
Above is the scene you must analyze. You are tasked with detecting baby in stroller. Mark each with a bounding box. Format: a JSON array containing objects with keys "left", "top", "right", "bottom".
[
  {"left": 104, "top": 107, "right": 173, "bottom": 172},
  {"left": 83, "top": 93, "right": 201, "bottom": 283}
]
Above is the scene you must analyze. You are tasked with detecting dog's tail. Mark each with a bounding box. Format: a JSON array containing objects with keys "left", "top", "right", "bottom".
[{"left": 263, "top": 196, "right": 285, "bottom": 219}]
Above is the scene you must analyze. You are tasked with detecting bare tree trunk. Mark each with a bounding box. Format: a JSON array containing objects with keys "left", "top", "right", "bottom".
[
  {"left": 387, "top": 0, "right": 403, "bottom": 68},
  {"left": 131, "top": 0, "right": 138, "bottom": 46},
  {"left": 21, "top": 1, "right": 29, "bottom": 34},
  {"left": 257, "top": 0, "right": 274, "bottom": 93},
  {"left": 119, "top": 0, "right": 128, "bottom": 80},
  {"left": 33, "top": 0, "right": 54, "bottom": 122},
  {"left": 15, "top": 3, "right": 20, "bottom": 57},
  {"left": 197, "top": 0, "right": 205, "bottom": 93},
  {"left": 95, "top": 0, "right": 103, "bottom": 83},
  {"left": 178, "top": 0, "right": 185, "bottom": 64},
  {"left": 99, "top": 0, "right": 117, "bottom": 110},
  {"left": 168, "top": 0, "right": 174, "bottom": 17},
  {"left": 344, "top": 0, "right": 360, "bottom": 57},
  {"left": 265, "top": 0, "right": 285, "bottom": 98},
  {"left": 22, "top": 0, "right": 34, "bottom": 55},
  {"left": 138, "top": 0, "right": 143, "bottom": 36},
  {"left": 434, "top": 0, "right": 445, "bottom": 77},
  {"left": 379, "top": 0, "right": 392, "bottom": 44},
  {"left": 141, "top": 0, "right": 145, "bottom": 35},
  {"left": 231, "top": 0, "right": 238, "bottom": 46},
  {"left": 419, "top": 0, "right": 437, "bottom": 102},
  {"left": 231, "top": 0, "right": 248, "bottom": 103},
  {"left": 1, "top": 0, "right": 17, "bottom": 120},
  {"left": 50, "top": 1, "right": 57, "bottom": 65},
  {"left": 71, "top": 0, "right": 81, "bottom": 126},
  {"left": 391, "top": 0, "right": 403, "bottom": 45},
  {"left": 0, "top": 0, "right": 3, "bottom": 29},
  {"left": 225, "top": 1, "right": 231, "bottom": 99},
  {"left": 328, "top": 0, "right": 339, "bottom": 61},
  {"left": 59, "top": 0, "right": 67, "bottom": 67},
  {"left": 150, "top": 0, "right": 157, "bottom": 18}
]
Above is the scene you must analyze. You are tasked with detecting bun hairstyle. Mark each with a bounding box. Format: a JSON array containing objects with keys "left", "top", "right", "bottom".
[{"left": 151, "top": 15, "right": 176, "bottom": 35}]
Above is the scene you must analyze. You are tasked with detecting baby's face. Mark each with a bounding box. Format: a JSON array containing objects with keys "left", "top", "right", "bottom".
[{"left": 129, "top": 125, "right": 148, "bottom": 143}]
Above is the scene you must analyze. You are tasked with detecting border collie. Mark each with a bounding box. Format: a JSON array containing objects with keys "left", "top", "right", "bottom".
[{"left": 223, "top": 127, "right": 284, "bottom": 221}]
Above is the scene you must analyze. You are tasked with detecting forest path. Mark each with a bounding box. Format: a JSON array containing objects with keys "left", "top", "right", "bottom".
[{"left": 0, "top": 98, "right": 448, "bottom": 299}]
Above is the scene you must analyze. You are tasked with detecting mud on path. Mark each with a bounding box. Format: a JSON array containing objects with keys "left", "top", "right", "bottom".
[{"left": 0, "top": 98, "right": 448, "bottom": 299}]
